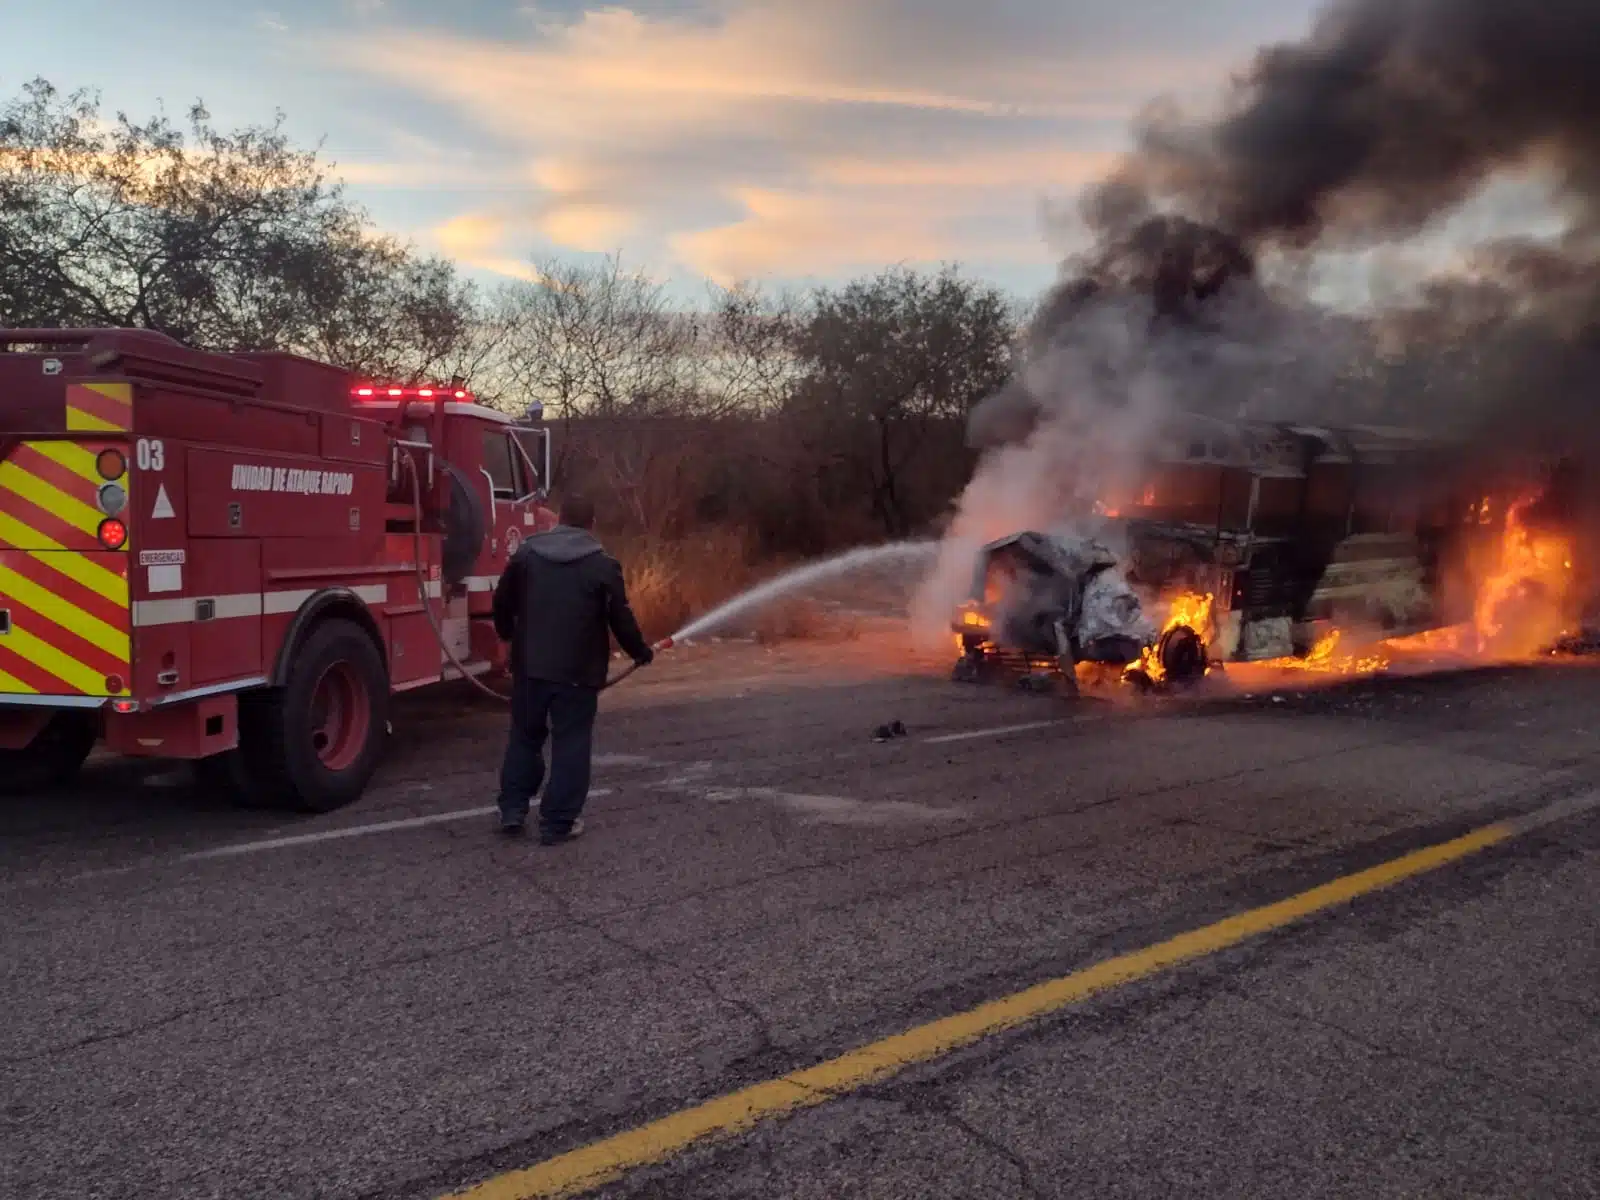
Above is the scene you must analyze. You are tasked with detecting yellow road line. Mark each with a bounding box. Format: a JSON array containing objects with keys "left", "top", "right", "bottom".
[{"left": 444, "top": 821, "right": 1513, "bottom": 1200}]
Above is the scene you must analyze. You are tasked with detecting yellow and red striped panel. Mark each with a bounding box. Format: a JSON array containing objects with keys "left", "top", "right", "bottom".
[
  {"left": 0, "top": 439, "right": 130, "bottom": 697},
  {"left": 65, "top": 382, "right": 133, "bottom": 433}
]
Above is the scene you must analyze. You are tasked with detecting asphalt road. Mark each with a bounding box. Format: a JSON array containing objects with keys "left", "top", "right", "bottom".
[{"left": 3, "top": 632, "right": 1598, "bottom": 1200}]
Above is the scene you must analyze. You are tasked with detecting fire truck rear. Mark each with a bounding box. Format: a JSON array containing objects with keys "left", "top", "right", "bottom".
[{"left": 0, "top": 328, "right": 554, "bottom": 811}]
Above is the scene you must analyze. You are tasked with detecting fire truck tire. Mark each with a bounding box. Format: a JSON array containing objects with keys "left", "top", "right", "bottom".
[
  {"left": 0, "top": 711, "right": 96, "bottom": 794},
  {"left": 234, "top": 618, "right": 390, "bottom": 813},
  {"left": 440, "top": 463, "right": 487, "bottom": 587}
]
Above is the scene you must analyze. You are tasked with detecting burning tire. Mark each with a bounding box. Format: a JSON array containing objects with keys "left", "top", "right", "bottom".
[
  {"left": 0, "top": 711, "right": 96, "bottom": 794},
  {"left": 1121, "top": 625, "right": 1209, "bottom": 695},
  {"left": 220, "top": 618, "right": 390, "bottom": 813},
  {"left": 1157, "top": 625, "right": 1208, "bottom": 687}
]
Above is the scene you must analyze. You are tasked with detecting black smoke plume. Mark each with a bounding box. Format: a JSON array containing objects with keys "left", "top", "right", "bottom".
[
  {"left": 977, "top": 0, "right": 1600, "bottom": 458},
  {"left": 921, "top": 0, "right": 1600, "bottom": 645}
]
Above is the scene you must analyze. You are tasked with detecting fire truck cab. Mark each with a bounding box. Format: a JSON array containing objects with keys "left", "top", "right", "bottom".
[{"left": 0, "top": 328, "right": 554, "bottom": 811}]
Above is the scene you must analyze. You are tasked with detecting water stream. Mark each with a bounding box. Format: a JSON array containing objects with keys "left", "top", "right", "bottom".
[{"left": 667, "top": 540, "right": 939, "bottom": 643}]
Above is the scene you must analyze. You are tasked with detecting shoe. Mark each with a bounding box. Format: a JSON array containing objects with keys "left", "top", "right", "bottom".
[
  {"left": 539, "top": 817, "right": 585, "bottom": 846},
  {"left": 499, "top": 817, "right": 526, "bottom": 837}
]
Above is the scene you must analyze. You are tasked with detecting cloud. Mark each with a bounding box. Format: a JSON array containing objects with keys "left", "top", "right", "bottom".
[
  {"left": 539, "top": 201, "right": 636, "bottom": 251},
  {"left": 332, "top": 0, "right": 1297, "bottom": 280},
  {"left": 673, "top": 146, "right": 1121, "bottom": 282},
  {"left": 672, "top": 188, "right": 956, "bottom": 283},
  {"left": 432, "top": 213, "right": 539, "bottom": 280},
  {"left": 812, "top": 147, "right": 1119, "bottom": 192}
]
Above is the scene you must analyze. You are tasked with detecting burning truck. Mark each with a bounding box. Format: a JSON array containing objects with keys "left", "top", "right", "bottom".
[
  {"left": 949, "top": 412, "right": 1595, "bottom": 693},
  {"left": 950, "top": 531, "right": 1212, "bottom": 694}
]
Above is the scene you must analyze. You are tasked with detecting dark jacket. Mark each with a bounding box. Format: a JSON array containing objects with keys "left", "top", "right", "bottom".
[{"left": 492, "top": 526, "right": 652, "bottom": 689}]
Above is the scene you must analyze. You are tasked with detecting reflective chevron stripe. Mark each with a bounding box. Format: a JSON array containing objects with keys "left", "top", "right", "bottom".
[
  {"left": 0, "top": 436, "right": 131, "bottom": 698},
  {"left": 65, "top": 381, "right": 133, "bottom": 432}
]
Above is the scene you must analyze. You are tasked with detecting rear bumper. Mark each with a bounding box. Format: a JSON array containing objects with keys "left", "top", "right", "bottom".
[{"left": 0, "top": 692, "right": 106, "bottom": 709}]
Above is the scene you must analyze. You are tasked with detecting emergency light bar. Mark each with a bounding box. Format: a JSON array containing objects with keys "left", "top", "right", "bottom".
[{"left": 352, "top": 385, "right": 472, "bottom": 401}]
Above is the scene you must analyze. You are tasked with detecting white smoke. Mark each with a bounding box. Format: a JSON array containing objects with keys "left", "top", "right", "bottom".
[
  {"left": 907, "top": 272, "right": 1359, "bottom": 650},
  {"left": 908, "top": 299, "right": 1177, "bottom": 646}
]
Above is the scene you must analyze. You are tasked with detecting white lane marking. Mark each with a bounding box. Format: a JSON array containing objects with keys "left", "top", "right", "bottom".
[
  {"left": 181, "top": 790, "right": 613, "bottom": 860},
  {"left": 768, "top": 792, "right": 964, "bottom": 826},
  {"left": 924, "top": 718, "right": 1088, "bottom": 745},
  {"left": 1506, "top": 788, "right": 1600, "bottom": 833},
  {"left": 649, "top": 761, "right": 962, "bottom": 825}
]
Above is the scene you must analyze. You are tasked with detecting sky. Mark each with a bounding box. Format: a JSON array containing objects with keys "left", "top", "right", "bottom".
[{"left": 6, "top": 0, "right": 1333, "bottom": 298}]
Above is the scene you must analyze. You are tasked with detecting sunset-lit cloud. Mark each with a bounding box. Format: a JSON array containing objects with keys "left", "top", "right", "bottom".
[
  {"left": 9, "top": 0, "right": 1330, "bottom": 290},
  {"left": 432, "top": 213, "right": 539, "bottom": 281},
  {"left": 326, "top": 0, "right": 1227, "bottom": 280}
]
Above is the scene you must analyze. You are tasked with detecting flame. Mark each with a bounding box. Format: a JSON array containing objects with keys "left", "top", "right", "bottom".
[
  {"left": 1381, "top": 623, "right": 1473, "bottom": 654},
  {"left": 1260, "top": 629, "right": 1389, "bottom": 674},
  {"left": 1127, "top": 591, "right": 1214, "bottom": 683},
  {"left": 1470, "top": 492, "right": 1573, "bottom": 656}
]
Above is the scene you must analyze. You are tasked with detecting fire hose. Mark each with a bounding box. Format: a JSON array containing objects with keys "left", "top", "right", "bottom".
[{"left": 401, "top": 453, "right": 663, "bottom": 701}]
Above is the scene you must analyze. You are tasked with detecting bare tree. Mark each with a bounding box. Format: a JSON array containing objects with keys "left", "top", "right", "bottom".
[
  {"left": 680, "top": 280, "right": 799, "bottom": 415},
  {"left": 789, "top": 265, "right": 1016, "bottom": 537},
  {"left": 498, "top": 253, "right": 690, "bottom": 418},
  {"left": 0, "top": 77, "right": 477, "bottom": 379}
]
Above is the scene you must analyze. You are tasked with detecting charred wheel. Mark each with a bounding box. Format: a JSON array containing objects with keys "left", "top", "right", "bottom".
[
  {"left": 1157, "top": 624, "right": 1208, "bottom": 687},
  {"left": 226, "top": 618, "right": 390, "bottom": 812}
]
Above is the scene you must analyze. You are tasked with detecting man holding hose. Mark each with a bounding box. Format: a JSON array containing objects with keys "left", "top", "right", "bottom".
[{"left": 492, "top": 494, "right": 654, "bottom": 844}]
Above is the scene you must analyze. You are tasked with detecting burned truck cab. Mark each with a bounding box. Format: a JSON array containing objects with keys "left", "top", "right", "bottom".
[{"left": 951, "top": 531, "right": 1172, "bottom": 691}]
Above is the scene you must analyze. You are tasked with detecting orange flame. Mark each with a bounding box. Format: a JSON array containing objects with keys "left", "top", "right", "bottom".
[
  {"left": 1128, "top": 591, "right": 1214, "bottom": 682},
  {"left": 1260, "top": 629, "right": 1389, "bottom": 674},
  {"left": 1471, "top": 492, "right": 1573, "bottom": 656}
]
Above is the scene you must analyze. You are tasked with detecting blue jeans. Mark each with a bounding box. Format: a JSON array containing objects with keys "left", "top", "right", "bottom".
[{"left": 496, "top": 677, "right": 600, "bottom": 833}]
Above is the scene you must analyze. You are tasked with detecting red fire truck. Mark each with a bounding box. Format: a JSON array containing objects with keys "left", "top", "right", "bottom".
[{"left": 0, "top": 328, "right": 555, "bottom": 811}]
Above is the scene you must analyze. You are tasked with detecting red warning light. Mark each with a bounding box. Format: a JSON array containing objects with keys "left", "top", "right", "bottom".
[
  {"left": 97, "top": 518, "right": 128, "bottom": 549},
  {"left": 349, "top": 384, "right": 476, "bottom": 402}
]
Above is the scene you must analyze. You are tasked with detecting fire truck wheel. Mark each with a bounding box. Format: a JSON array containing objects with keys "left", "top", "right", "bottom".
[
  {"left": 0, "top": 711, "right": 97, "bottom": 794},
  {"left": 236, "top": 618, "right": 390, "bottom": 813}
]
